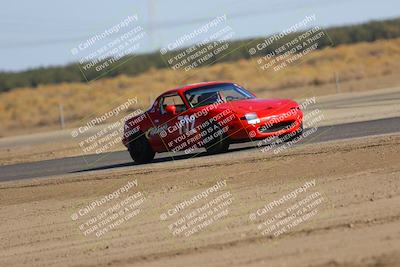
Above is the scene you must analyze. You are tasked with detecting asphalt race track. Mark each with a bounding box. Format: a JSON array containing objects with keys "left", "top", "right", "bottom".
[{"left": 1, "top": 116, "right": 400, "bottom": 183}]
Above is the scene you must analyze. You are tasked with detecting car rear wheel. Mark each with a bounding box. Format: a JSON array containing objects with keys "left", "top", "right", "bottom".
[
  {"left": 127, "top": 133, "right": 155, "bottom": 164},
  {"left": 204, "top": 123, "right": 230, "bottom": 154}
]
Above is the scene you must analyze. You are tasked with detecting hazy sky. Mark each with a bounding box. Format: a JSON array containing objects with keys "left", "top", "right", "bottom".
[{"left": 1, "top": 0, "right": 399, "bottom": 71}]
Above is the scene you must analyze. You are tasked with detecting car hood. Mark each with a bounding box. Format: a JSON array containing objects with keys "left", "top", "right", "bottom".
[{"left": 214, "top": 98, "right": 298, "bottom": 117}]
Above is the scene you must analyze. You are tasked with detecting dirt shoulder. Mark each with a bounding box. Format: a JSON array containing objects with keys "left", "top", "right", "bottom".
[{"left": 1, "top": 133, "right": 399, "bottom": 267}]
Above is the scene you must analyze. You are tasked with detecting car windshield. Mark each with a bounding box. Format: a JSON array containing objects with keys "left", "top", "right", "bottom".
[{"left": 185, "top": 83, "right": 254, "bottom": 108}]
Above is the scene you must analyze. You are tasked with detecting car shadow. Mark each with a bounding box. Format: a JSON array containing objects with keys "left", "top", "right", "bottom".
[
  {"left": 70, "top": 124, "right": 331, "bottom": 175},
  {"left": 71, "top": 142, "right": 264, "bottom": 174}
]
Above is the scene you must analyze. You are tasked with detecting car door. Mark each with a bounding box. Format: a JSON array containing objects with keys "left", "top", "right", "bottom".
[{"left": 146, "top": 93, "right": 190, "bottom": 152}]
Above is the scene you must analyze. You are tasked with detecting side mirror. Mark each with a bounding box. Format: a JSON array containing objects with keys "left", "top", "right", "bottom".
[{"left": 165, "top": 105, "right": 176, "bottom": 115}]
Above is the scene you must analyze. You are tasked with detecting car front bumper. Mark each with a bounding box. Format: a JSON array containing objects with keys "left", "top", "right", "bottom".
[{"left": 227, "top": 110, "right": 303, "bottom": 141}]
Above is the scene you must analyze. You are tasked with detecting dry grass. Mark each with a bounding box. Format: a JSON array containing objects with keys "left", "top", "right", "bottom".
[{"left": 1, "top": 38, "right": 400, "bottom": 136}]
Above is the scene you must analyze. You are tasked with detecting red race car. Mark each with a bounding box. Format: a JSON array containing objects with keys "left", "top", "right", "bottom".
[{"left": 122, "top": 81, "right": 303, "bottom": 163}]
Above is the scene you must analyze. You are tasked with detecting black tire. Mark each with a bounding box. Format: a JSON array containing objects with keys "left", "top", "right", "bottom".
[
  {"left": 127, "top": 133, "right": 155, "bottom": 164},
  {"left": 204, "top": 123, "right": 230, "bottom": 154},
  {"left": 279, "top": 122, "right": 303, "bottom": 142}
]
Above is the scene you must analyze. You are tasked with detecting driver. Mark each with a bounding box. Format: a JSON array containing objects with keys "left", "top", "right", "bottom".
[{"left": 198, "top": 92, "right": 221, "bottom": 105}]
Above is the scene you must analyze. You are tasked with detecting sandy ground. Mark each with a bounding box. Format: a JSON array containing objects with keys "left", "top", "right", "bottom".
[
  {"left": 1, "top": 133, "right": 399, "bottom": 267},
  {"left": 1, "top": 85, "right": 400, "bottom": 166}
]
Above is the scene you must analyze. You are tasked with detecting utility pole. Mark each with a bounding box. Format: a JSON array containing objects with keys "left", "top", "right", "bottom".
[
  {"left": 59, "top": 103, "right": 65, "bottom": 129},
  {"left": 335, "top": 72, "right": 340, "bottom": 94},
  {"left": 148, "top": 0, "right": 156, "bottom": 50}
]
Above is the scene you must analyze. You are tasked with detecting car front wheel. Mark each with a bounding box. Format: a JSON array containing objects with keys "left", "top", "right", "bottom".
[{"left": 204, "top": 123, "right": 230, "bottom": 154}]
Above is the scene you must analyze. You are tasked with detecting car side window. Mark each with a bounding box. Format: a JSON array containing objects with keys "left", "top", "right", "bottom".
[{"left": 160, "top": 94, "right": 187, "bottom": 114}]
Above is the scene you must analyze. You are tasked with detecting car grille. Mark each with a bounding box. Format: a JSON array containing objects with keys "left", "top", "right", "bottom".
[{"left": 258, "top": 120, "right": 296, "bottom": 133}]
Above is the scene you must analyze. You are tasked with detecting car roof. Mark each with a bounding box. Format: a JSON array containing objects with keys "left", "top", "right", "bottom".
[{"left": 163, "top": 81, "right": 233, "bottom": 95}]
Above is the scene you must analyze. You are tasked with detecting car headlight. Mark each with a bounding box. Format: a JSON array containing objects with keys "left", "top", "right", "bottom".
[{"left": 245, "top": 113, "right": 260, "bottom": 124}]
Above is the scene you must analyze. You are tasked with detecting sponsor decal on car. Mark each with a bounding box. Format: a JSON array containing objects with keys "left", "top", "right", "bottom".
[{"left": 145, "top": 124, "right": 168, "bottom": 139}]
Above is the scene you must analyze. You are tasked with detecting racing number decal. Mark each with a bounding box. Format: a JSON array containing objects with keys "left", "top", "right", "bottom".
[{"left": 178, "top": 115, "right": 195, "bottom": 135}]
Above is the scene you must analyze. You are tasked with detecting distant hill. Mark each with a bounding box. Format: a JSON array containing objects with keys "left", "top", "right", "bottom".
[
  {"left": 1, "top": 37, "right": 400, "bottom": 136},
  {"left": 0, "top": 17, "right": 400, "bottom": 92}
]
